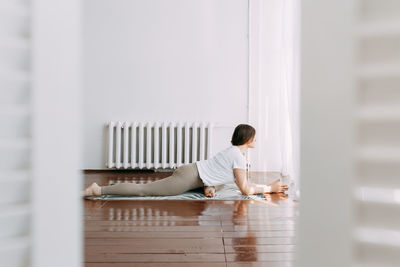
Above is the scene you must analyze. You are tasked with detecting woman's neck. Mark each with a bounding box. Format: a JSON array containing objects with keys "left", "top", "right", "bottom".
[{"left": 236, "top": 144, "right": 248, "bottom": 154}]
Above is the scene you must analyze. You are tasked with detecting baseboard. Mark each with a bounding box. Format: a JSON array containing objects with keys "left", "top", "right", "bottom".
[{"left": 83, "top": 169, "right": 158, "bottom": 173}]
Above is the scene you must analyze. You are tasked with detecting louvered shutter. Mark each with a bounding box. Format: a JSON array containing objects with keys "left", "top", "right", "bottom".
[
  {"left": 354, "top": 1, "right": 400, "bottom": 266},
  {"left": 0, "top": 0, "right": 31, "bottom": 266}
]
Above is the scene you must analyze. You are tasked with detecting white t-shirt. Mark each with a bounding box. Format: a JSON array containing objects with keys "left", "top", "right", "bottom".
[{"left": 195, "top": 146, "right": 246, "bottom": 186}]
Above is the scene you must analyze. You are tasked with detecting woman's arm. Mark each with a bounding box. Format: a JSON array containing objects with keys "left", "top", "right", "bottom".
[{"left": 233, "top": 169, "right": 288, "bottom": 195}]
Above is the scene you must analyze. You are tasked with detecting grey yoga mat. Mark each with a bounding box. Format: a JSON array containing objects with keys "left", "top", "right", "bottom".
[{"left": 86, "top": 183, "right": 266, "bottom": 200}]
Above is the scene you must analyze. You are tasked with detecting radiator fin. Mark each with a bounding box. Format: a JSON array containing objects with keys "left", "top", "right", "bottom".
[{"left": 107, "top": 121, "right": 213, "bottom": 169}]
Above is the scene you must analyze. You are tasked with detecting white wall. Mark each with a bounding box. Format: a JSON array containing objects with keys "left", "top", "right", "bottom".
[{"left": 83, "top": 0, "right": 249, "bottom": 169}]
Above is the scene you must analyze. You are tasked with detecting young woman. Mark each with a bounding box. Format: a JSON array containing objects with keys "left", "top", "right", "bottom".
[{"left": 84, "top": 124, "right": 288, "bottom": 197}]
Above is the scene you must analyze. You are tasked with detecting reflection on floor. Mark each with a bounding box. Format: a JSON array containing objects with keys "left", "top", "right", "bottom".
[{"left": 84, "top": 171, "right": 299, "bottom": 267}]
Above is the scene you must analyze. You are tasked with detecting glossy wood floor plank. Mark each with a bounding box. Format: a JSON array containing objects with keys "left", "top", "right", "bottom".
[
  {"left": 85, "top": 225, "right": 223, "bottom": 232},
  {"left": 85, "top": 238, "right": 224, "bottom": 253},
  {"left": 222, "top": 231, "right": 296, "bottom": 238},
  {"left": 85, "top": 246, "right": 224, "bottom": 254},
  {"left": 84, "top": 215, "right": 223, "bottom": 221},
  {"left": 227, "top": 262, "right": 294, "bottom": 267},
  {"left": 225, "top": 252, "right": 294, "bottom": 262},
  {"left": 224, "top": 237, "right": 296, "bottom": 245},
  {"left": 83, "top": 171, "right": 299, "bottom": 266},
  {"left": 85, "top": 231, "right": 224, "bottom": 239},
  {"left": 222, "top": 225, "right": 296, "bottom": 231},
  {"left": 224, "top": 245, "right": 296, "bottom": 253},
  {"left": 85, "top": 220, "right": 223, "bottom": 226},
  {"left": 86, "top": 263, "right": 227, "bottom": 267},
  {"left": 85, "top": 252, "right": 226, "bottom": 263}
]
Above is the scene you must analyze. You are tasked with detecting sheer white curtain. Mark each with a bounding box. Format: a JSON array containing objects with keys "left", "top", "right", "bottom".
[{"left": 249, "top": 0, "right": 300, "bottom": 192}]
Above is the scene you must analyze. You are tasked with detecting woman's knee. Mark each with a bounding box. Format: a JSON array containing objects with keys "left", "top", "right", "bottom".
[
  {"left": 173, "top": 166, "right": 185, "bottom": 176},
  {"left": 137, "top": 186, "right": 148, "bottom": 196}
]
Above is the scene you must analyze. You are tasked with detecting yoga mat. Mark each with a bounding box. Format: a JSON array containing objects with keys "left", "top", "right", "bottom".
[{"left": 86, "top": 183, "right": 266, "bottom": 200}]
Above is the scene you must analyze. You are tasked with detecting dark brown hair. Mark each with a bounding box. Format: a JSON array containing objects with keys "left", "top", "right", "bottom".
[{"left": 231, "top": 124, "right": 256, "bottom": 146}]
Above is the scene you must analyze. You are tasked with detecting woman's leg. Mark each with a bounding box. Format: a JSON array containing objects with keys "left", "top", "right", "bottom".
[{"left": 100, "top": 163, "right": 204, "bottom": 196}]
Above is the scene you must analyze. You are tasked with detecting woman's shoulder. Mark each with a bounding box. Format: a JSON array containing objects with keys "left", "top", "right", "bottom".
[
  {"left": 215, "top": 146, "right": 244, "bottom": 158},
  {"left": 225, "top": 146, "right": 244, "bottom": 158}
]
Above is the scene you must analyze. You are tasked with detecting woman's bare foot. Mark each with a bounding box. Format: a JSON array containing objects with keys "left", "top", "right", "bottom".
[
  {"left": 83, "top": 182, "right": 102, "bottom": 197},
  {"left": 204, "top": 186, "right": 216, "bottom": 197}
]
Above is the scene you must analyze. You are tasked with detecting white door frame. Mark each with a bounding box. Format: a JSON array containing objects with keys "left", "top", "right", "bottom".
[
  {"left": 297, "top": 1, "right": 355, "bottom": 266},
  {"left": 32, "top": 0, "right": 82, "bottom": 266}
]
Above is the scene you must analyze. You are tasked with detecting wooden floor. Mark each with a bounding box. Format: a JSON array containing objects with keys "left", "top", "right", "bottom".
[{"left": 84, "top": 171, "right": 298, "bottom": 267}]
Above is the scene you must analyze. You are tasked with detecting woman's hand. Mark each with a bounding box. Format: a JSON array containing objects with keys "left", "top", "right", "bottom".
[
  {"left": 269, "top": 179, "right": 288, "bottom": 193},
  {"left": 204, "top": 186, "right": 216, "bottom": 197}
]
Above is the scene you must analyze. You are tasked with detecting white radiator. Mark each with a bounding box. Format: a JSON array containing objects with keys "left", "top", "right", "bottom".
[{"left": 107, "top": 121, "right": 213, "bottom": 169}]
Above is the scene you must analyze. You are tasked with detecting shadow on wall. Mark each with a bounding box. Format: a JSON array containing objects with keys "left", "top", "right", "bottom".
[{"left": 101, "top": 126, "right": 108, "bottom": 169}]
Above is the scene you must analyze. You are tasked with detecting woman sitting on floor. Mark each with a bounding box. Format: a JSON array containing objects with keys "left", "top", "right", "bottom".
[{"left": 84, "top": 124, "right": 288, "bottom": 198}]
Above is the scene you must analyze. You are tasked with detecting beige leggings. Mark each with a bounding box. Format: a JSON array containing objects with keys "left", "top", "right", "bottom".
[{"left": 101, "top": 163, "right": 204, "bottom": 196}]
